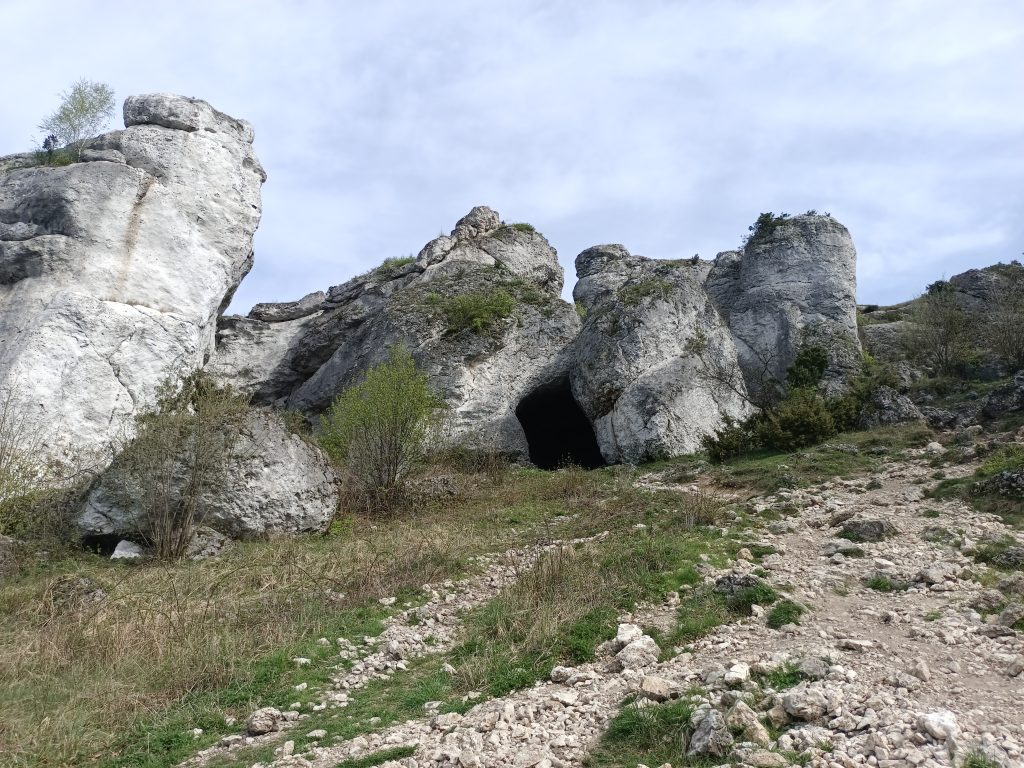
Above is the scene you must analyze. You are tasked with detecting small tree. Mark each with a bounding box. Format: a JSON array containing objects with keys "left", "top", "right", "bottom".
[
  {"left": 984, "top": 266, "right": 1024, "bottom": 371},
  {"left": 0, "top": 387, "right": 46, "bottom": 536},
  {"left": 904, "top": 281, "right": 976, "bottom": 377},
  {"left": 320, "top": 346, "right": 443, "bottom": 510},
  {"left": 110, "top": 372, "right": 249, "bottom": 559},
  {"left": 38, "top": 79, "right": 116, "bottom": 160}
]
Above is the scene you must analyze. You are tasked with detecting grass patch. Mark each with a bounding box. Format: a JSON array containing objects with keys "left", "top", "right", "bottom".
[
  {"left": 0, "top": 462, "right": 682, "bottom": 767},
  {"left": 766, "top": 599, "right": 806, "bottom": 629},
  {"left": 961, "top": 752, "right": 1002, "bottom": 768},
  {"left": 374, "top": 256, "right": 416, "bottom": 279},
  {"left": 617, "top": 279, "right": 673, "bottom": 307},
  {"left": 683, "top": 425, "right": 933, "bottom": 495},
  {"left": 970, "top": 535, "right": 1024, "bottom": 571},
  {"left": 759, "top": 662, "right": 807, "bottom": 690},
  {"left": 449, "top": 517, "right": 733, "bottom": 697},
  {"left": 865, "top": 574, "right": 910, "bottom": 592},
  {"left": 585, "top": 697, "right": 697, "bottom": 768},
  {"left": 430, "top": 288, "right": 517, "bottom": 335},
  {"left": 931, "top": 444, "right": 1024, "bottom": 529},
  {"left": 335, "top": 746, "right": 418, "bottom": 768}
]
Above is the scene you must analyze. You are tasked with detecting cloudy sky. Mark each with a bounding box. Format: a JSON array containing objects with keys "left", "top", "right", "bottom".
[{"left": 1, "top": 1, "right": 1021, "bottom": 311}]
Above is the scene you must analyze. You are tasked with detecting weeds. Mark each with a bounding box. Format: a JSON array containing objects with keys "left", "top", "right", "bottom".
[{"left": 766, "top": 599, "right": 806, "bottom": 629}]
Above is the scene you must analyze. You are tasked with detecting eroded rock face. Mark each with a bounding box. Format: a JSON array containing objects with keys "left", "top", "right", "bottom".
[
  {"left": 570, "top": 245, "right": 753, "bottom": 463},
  {"left": 210, "top": 207, "right": 580, "bottom": 457},
  {"left": 706, "top": 215, "right": 861, "bottom": 398},
  {"left": 79, "top": 409, "right": 337, "bottom": 540},
  {"left": 0, "top": 93, "right": 264, "bottom": 465}
]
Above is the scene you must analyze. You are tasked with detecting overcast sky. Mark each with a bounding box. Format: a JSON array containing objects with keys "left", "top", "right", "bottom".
[{"left": 1, "top": 1, "right": 1021, "bottom": 311}]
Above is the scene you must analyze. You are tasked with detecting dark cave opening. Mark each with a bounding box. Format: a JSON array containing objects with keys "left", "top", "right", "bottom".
[{"left": 515, "top": 379, "right": 605, "bottom": 470}]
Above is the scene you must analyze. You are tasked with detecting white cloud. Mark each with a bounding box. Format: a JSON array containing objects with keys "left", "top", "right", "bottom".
[{"left": 1, "top": 0, "right": 1021, "bottom": 311}]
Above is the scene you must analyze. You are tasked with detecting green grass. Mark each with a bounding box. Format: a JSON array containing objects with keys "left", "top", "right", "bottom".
[
  {"left": 970, "top": 535, "right": 1024, "bottom": 571},
  {"left": 447, "top": 518, "right": 739, "bottom": 698},
  {"left": 930, "top": 444, "right": 1024, "bottom": 529},
  {"left": 766, "top": 599, "right": 806, "bottom": 629},
  {"left": 585, "top": 697, "right": 699, "bottom": 768},
  {"left": 335, "top": 746, "right": 418, "bottom": 768},
  {"left": 759, "top": 662, "right": 807, "bottom": 690},
  {"left": 494, "top": 222, "right": 537, "bottom": 235},
  {"left": 285, "top": 657, "right": 471, "bottom": 754},
  {"left": 675, "top": 425, "right": 933, "bottom": 495},
  {"left": 865, "top": 574, "right": 910, "bottom": 592},
  {"left": 961, "top": 751, "right": 1002, "bottom": 768},
  {"left": 617, "top": 279, "right": 673, "bottom": 307},
  {"left": 431, "top": 288, "right": 517, "bottom": 335},
  {"left": 374, "top": 256, "right": 416, "bottom": 279}
]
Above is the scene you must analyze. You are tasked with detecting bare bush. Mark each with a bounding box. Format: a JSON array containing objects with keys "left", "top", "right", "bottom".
[
  {"left": 903, "top": 282, "right": 977, "bottom": 376},
  {"left": 109, "top": 372, "right": 249, "bottom": 559},
  {"left": 985, "top": 268, "right": 1024, "bottom": 371}
]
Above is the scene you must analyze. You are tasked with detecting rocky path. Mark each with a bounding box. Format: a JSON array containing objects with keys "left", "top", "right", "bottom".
[{"left": 195, "top": 445, "right": 1024, "bottom": 768}]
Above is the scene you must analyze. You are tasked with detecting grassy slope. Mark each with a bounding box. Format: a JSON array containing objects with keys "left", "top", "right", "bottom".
[{"left": 0, "top": 425, "right": 935, "bottom": 768}]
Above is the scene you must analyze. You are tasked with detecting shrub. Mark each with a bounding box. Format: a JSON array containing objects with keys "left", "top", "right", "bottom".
[
  {"left": 319, "top": 347, "right": 444, "bottom": 509},
  {"left": 702, "top": 415, "right": 755, "bottom": 463},
  {"left": 0, "top": 388, "right": 49, "bottom": 537},
  {"left": 744, "top": 211, "right": 790, "bottom": 246},
  {"left": 374, "top": 256, "right": 416, "bottom": 280},
  {"left": 756, "top": 388, "right": 836, "bottom": 451},
  {"left": 766, "top": 599, "right": 806, "bottom": 628},
  {"left": 984, "top": 265, "right": 1024, "bottom": 370},
  {"left": 786, "top": 346, "right": 829, "bottom": 390},
  {"left": 903, "top": 281, "right": 977, "bottom": 376},
  {"left": 109, "top": 372, "right": 250, "bottom": 559},
  {"left": 434, "top": 289, "right": 516, "bottom": 335},
  {"left": 617, "top": 279, "right": 672, "bottom": 307}
]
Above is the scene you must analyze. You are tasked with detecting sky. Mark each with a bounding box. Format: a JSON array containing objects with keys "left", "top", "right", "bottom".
[{"left": 1, "top": 0, "right": 1021, "bottom": 311}]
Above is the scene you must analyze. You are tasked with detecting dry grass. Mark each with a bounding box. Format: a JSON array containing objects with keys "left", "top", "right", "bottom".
[{"left": 0, "top": 459, "right": 732, "bottom": 767}]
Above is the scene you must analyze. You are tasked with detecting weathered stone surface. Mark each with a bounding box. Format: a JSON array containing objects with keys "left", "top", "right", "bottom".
[
  {"left": 0, "top": 94, "right": 264, "bottom": 465},
  {"left": 569, "top": 245, "right": 753, "bottom": 463},
  {"left": 211, "top": 207, "right": 579, "bottom": 458},
  {"left": 706, "top": 214, "right": 861, "bottom": 398},
  {"left": 858, "top": 385, "right": 925, "bottom": 429},
  {"left": 249, "top": 291, "right": 326, "bottom": 323},
  {"left": 79, "top": 409, "right": 337, "bottom": 540},
  {"left": 982, "top": 371, "right": 1024, "bottom": 419}
]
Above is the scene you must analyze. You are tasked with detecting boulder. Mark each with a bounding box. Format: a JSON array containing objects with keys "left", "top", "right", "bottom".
[
  {"left": 79, "top": 409, "right": 338, "bottom": 540},
  {"left": 687, "top": 708, "right": 734, "bottom": 758},
  {"left": 110, "top": 540, "right": 144, "bottom": 560},
  {"left": 569, "top": 245, "right": 753, "bottom": 463},
  {"left": 838, "top": 518, "right": 898, "bottom": 542},
  {"left": 858, "top": 385, "right": 925, "bottom": 429},
  {"left": 0, "top": 93, "right": 264, "bottom": 466},
  {"left": 982, "top": 371, "right": 1024, "bottom": 419},
  {"left": 210, "top": 207, "right": 581, "bottom": 461},
  {"left": 706, "top": 214, "right": 861, "bottom": 398}
]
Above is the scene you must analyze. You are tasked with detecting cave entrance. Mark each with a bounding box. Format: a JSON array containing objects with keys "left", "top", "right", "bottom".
[{"left": 515, "top": 379, "right": 605, "bottom": 470}]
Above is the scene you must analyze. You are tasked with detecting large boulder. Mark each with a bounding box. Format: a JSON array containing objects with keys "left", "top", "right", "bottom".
[
  {"left": 210, "top": 208, "right": 580, "bottom": 458},
  {"left": 569, "top": 246, "right": 753, "bottom": 463},
  {"left": 0, "top": 94, "right": 264, "bottom": 466},
  {"left": 706, "top": 214, "right": 861, "bottom": 398},
  {"left": 79, "top": 409, "right": 338, "bottom": 540}
]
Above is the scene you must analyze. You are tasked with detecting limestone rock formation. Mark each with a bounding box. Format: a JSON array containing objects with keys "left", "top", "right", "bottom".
[
  {"left": 706, "top": 215, "right": 861, "bottom": 398},
  {"left": 0, "top": 93, "right": 264, "bottom": 465},
  {"left": 569, "top": 245, "right": 753, "bottom": 463},
  {"left": 79, "top": 409, "right": 338, "bottom": 540},
  {"left": 210, "top": 207, "right": 583, "bottom": 462}
]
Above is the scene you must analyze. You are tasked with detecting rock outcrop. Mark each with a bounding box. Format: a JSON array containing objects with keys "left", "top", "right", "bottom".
[
  {"left": 79, "top": 409, "right": 337, "bottom": 540},
  {"left": 706, "top": 214, "right": 861, "bottom": 398},
  {"left": 210, "top": 208, "right": 581, "bottom": 459},
  {"left": 0, "top": 94, "right": 265, "bottom": 465},
  {"left": 570, "top": 246, "right": 753, "bottom": 463}
]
